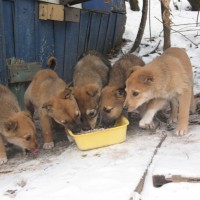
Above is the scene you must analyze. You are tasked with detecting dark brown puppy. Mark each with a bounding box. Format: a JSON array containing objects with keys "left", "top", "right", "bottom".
[
  {"left": 73, "top": 51, "right": 111, "bottom": 131},
  {"left": 0, "top": 84, "right": 38, "bottom": 164},
  {"left": 100, "top": 53, "right": 145, "bottom": 128}
]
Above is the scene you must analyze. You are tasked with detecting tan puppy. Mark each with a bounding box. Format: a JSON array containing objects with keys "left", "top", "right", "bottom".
[
  {"left": 73, "top": 51, "right": 111, "bottom": 131},
  {"left": 100, "top": 53, "right": 145, "bottom": 128},
  {"left": 24, "top": 69, "right": 81, "bottom": 149},
  {"left": 124, "top": 47, "right": 196, "bottom": 135},
  {"left": 0, "top": 84, "right": 38, "bottom": 164}
]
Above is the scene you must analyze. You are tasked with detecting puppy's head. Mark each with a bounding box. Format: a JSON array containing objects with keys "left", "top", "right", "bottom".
[
  {"left": 42, "top": 86, "right": 81, "bottom": 133},
  {"left": 124, "top": 66, "right": 154, "bottom": 112},
  {"left": 73, "top": 84, "right": 101, "bottom": 130},
  {"left": 99, "top": 85, "right": 125, "bottom": 128},
  {"left": 3, "top": 111, "right": 38, "bottom": 152}
]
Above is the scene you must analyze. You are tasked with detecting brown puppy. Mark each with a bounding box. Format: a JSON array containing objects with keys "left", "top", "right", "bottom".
[
  {"left": 100, "top": 53, "right": 145, "bottom": 128},
  {"left": 124, "top": 47, "right": 196, "bottom": 135},
  {"left": 0, "top": 84, "right": 38, "bottom": 164},
  {"left": 24, "top": 69, "right": 81, "bottom": 149},
  {"left": 73, "top": 51, "right": 111, "bottom": 131}
]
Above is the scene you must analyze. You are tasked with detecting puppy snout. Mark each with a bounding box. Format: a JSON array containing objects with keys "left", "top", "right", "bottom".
[
  {"left": 123, "top": 105, "right": 128, "bottom": 111},
  {"left": 61, "top": 120, "right": 68, "bottom": 125}
]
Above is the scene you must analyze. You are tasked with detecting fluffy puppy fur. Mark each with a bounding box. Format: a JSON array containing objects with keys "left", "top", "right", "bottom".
[
  {"left": 24, "top": 69, "right": 81, "bottom": 149},
  {"left": 100, "top": 53, "right": 145, "bottom": 128},
  {"left": 73, "top": 51, "right": 111, "bottom": 131},
  {"left": 0, "top": 84, "right": 38, "bottom": 164},
  {"left": 124, "top": 47, "right": 196, "bottom": 135}
]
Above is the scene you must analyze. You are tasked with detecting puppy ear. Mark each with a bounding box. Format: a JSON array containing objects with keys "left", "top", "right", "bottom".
[
  {"left": 4, "top": 120, "right": 18, "bottom": 132},
  {"left": 139, "top": 72, "right": 154, "bottom": 85},
  {"left": 58, "top": 87, "right": 73, "bottom": 99},
  {"left": 126, "top": 66, "right": 141, "bottom": 79},
  {"left": 42, "top": 101, "right": 53, "bottom": 112},
  {"left": 64, "top": 87, "right": 73, "bottom": 99},
  {"left": 115, "top": 87, "right": 125, "bottom": 97},
  {"left": 23, "top": 111, "right": 33, "bottom": 120},
  {"left": 86, "top": 84, "right": 100, "bottom": 97}
]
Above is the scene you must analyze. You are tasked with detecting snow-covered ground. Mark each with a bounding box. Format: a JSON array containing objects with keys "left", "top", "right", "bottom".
[{"left": 0, "top": 0, "right": 200, "bottom": 200}]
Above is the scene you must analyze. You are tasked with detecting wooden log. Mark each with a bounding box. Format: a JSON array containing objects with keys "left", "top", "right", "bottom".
[{"left": 153, "top": 175, "right": 200, "bottom": 187}]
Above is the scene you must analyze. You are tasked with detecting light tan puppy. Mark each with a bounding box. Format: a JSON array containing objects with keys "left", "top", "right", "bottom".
[
  {"left": 124, "top": 47, "right": 196, "bottom": 135},
  {"left": 73, "top": 51, "right": 111, "bottom": 131},
  {"left": 0, "top": 84, "right": 38, "bottom": 164},
  {"left": 24, "top": 69, "right": 81, "bottom": 149},
  {"left": 100, "top": 53, "right": 145, "bottom": 128}
]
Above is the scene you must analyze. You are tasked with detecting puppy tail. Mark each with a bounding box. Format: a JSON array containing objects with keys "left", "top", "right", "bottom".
[{"left": 46, "top": 56, "right": 57, "bottom": 71}]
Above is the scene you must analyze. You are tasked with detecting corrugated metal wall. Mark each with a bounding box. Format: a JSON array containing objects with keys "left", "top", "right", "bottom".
[{"left": 0, "top": 0, "right": 126, "bottom": 84}]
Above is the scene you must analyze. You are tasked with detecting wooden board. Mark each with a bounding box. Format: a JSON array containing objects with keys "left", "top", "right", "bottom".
[{"left": 0, "top": 0, "right": 7, "bottom": 84}]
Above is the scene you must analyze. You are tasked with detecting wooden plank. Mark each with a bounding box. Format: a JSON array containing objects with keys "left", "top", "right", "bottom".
[
  {"left": 14, "top": 0, "right": 36, "bottom": 61},
  {"left": 54, "top": 21, "right": 66, "bottom": 77},
  {"left": 112, "top": 13, "right": 126, "bottom": 48},
  {"left": 112, "top": 0, "right": 126, "bottom": 13},
  {"left": 64, "top": 21, "right": 80, "bottom": 82},
  {"left": 37, "top": 20, "right": 54, "bottom": 67},
  {"left": 8, "top": 62, "right": 42, "bottom": 84},
  {"left": 103, "top": 12, "right": 117, "bottom": 54},
  {"left": 0, "top": 0, "right": 7, "bottom": 84},
  {"left": 77, "top": 10, "right": 90, "bottom": 58},
  {"left": 86, "top": 12, "right": 101, "bottom": 50},
  {"left": 2, "top": 0, "right": 15, "bottom": 59},
  {"left": 82, "top": 0, "right": 111, "bottom": 13},
  {"left": 96, "top": 14, "right": 109, "bottom": 53},
  {"left": 39, "top": 0, "right": 60, "bottom": 4}
]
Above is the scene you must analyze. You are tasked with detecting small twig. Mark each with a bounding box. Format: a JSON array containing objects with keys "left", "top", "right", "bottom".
[
  {"left": 195, "top": 93, "right": 200, "bottom": 98},
  {"left": 149, "top": 0, "right": 152, "bottom": 41},
  {"left": 133, "top": 134, "right": 167, "bottom": 195},
  {"left": 197, "top": 10, "right": 199, "bottom": 27},
  {"left": 141, "top": 40, "right": 161, "bottom": 57},
  {"left": 171, "top": 23, "right": 198, "bottom": 27},
  {"left": 0, "top": 170, "right": 13, "bottom": 174},
  {"left": 155, "top": 17, "right": 198, "bottom": 47},
  {"left": 172, "top": 29, "right": 200, "bottom": 33}
]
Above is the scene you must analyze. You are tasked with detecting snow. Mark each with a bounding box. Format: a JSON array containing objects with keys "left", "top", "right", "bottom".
[{"left": 0, "top": 0, "right": 200, "bottom": 200}]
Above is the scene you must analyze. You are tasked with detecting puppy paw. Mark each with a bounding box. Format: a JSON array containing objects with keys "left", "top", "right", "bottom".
[
  {"left": 175, "top": 129, "right": 188, "bottom": 136},
  {"left": 43, "top": 142, "right": 54, "bottom": 149},
  {"left": 167, "top": 117, "right": 177, "bottom": 125},
  {"left": 0, "top": 157, "right": 8, "bottom": 165},
  {"left": 139, "top": 120, "right": 156, "bottom": 129}
]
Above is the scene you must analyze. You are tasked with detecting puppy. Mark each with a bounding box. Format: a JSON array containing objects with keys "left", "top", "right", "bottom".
[
  {"left": 24, "top": 67, "right": 81, "bottom": 149},
  {"left": 73, "top": 51, "right": 111, "bottom": 131},
  {"left": 100, "top": 53, "right": 145, "bottom": 128},
  {"left": 124, "top": 47, "right": 196, "bottom": 135},
  {"left": 0, "top": 84, "right": 38, "bottom": 164}
]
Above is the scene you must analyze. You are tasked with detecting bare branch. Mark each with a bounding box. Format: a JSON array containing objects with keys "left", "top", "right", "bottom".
[{"left": 155, "top": 17, "right": 199, "bottom": 46}]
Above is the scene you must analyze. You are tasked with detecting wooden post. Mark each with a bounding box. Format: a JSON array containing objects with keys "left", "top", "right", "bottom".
[{"left": 0, "top": 0, "right": 7, "bottom": 84}]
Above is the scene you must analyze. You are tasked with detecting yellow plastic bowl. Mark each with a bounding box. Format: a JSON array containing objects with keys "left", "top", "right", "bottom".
[{"left": 66, "top": 116, "right": 129, "bottom": 150}]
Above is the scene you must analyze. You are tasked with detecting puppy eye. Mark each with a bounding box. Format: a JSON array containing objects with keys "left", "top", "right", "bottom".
[
  {"left": 103, "top": 107, "right": 112, "bottom": 113},
  {"left": 25, "top": 135, "right": 32, "bottom": 141},
  {"left": 132, "top": 91, "right": 139, "bottom": 96},
  {"left": 89, "top": 111, "right": 96, "bottom": 118}
]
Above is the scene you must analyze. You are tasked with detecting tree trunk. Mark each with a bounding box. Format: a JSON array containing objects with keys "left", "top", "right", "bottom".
[
  {"left": 161, "top": 0, "right": 171, "bottom": 50},
  {"left": 129, "top": 0, "right": 140, "bottom": 11},
  {"left": 130, "top": 0, "right": 148, "bottom": 53},
  {"left": 187, "top": 0, "right": 200, "bottom": 11}
]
